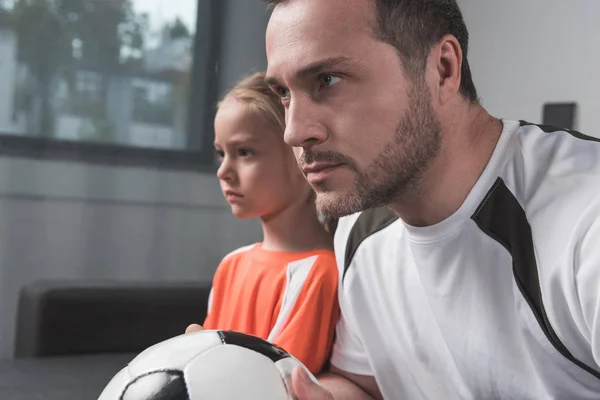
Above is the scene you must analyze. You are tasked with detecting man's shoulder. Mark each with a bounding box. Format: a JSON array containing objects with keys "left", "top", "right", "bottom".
[
  {"left": 514, "top": 121, "right": 600, "bottom": 174},
  {"left": 508, "top": 120, "right": 600, "bottom": 222},
  {"left": 334, "top": 208, "right": 400, "bottom": 279}
]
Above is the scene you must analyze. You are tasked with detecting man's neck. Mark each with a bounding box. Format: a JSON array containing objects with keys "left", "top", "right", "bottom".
[
  {"left": 389, "top": 107, "right": 503, "bottom": 227},
  {"left": 260, "top": 197, "right": 333, "bottom": 253}
]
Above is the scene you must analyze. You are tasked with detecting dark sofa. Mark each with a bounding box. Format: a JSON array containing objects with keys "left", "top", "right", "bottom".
[
  {"left": 14, "top": 280, "right": 212, "bottom": 358},
  {"left": 2, "top": 280, "right": 211, "bottom": 399}
]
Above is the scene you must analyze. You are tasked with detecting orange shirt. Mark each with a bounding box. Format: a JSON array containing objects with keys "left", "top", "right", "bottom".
[{"left": 203, "top": 243, "right": 340, "bottom": 375}]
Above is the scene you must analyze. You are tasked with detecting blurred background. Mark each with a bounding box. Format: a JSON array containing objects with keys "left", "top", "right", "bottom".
[{"left": 0, "top": 0, "right": 597, "bottom": 359}]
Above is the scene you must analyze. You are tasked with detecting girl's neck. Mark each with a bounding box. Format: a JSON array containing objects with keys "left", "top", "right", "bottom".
[{"left": 260, "top": 197, "right": 333, "bottom": 253}]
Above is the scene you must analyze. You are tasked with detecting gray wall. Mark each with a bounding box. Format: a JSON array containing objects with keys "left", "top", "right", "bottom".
[
  {"left": 0, "top": 0, "right": 269, "bottom": 358},
  {"left": 460, "top": 0, "right": 600, "bottom": 137}
]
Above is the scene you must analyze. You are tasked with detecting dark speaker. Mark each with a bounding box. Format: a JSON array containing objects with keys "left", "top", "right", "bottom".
[{"left": 542, "top": 102, "right": 577, "bottom": 130}]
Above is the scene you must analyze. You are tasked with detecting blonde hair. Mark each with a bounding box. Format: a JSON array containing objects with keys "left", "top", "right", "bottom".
[
  {"left": 218, "top": 72, "right": 338, "bottom": 236},
  {"left": 218, "top": 72, "right": 285, "bottom": 133}
]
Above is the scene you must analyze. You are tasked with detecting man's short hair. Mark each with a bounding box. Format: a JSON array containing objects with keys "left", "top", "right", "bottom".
[{"left": 265, "top": 0, "right": 478, "bottom": 102}]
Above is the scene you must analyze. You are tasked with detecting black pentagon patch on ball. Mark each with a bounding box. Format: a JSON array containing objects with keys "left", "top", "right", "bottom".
[
  {"left": 218, "top": 330, "right": 291, "bottom": 363},
  {"left": 120, "top": 369, "right": 189, "bottom": 400}
]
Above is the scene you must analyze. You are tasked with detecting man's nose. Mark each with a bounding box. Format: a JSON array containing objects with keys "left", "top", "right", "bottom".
[{"left": 283, "top": 97, "right": 328, "bottom": 148}]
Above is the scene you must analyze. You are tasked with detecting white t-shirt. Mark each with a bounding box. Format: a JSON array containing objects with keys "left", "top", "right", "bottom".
[{"left": 331, "top": 120, "right": 600, "bottom": 399}]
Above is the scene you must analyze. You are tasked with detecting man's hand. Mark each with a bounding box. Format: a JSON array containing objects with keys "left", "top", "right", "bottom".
[
  {"left": 183, "top": 326, "right": 376, "bottom": 399},
  {"left": 292, "top": 367, "right": 335, "bottom": 400},
  {"left": 294, "top": 365, "right": 381, "bottom": 400},
  {"left": 185, "top": 323, "right": 204, "bottom": 334}
]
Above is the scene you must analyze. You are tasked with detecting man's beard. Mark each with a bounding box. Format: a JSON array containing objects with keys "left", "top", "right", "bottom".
[{"left": 300, "top": 81, "right": 442, "bottom": 218}]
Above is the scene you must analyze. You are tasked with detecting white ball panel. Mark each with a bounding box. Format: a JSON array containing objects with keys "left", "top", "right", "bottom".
[
  {"left": 97, "top": 366, "right": 132, "bottom": 400},
  {"left": 184, "top": 344, "right": 290, "bottom": 400},
  {"left": 128, "top": 330, "right": 223, "bottom": 376}
]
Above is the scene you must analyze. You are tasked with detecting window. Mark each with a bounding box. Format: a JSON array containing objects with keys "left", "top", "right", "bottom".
[{"left": 0, "top": 0, "right": 222, "bottom": 169}]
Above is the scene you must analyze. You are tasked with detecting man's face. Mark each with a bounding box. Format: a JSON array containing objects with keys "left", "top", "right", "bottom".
[{"left": 266, "top": 0, "right": 442, "bottom": 217}]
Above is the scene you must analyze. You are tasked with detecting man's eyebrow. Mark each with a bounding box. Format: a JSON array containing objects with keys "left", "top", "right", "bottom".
[
  {"left": 265, "top": 56, "right": 357, "bottom": 86},
  {"left": 264, "top": 75, "right": 281, "bottom": 87},
  {"left": 296, "top": 56, "right": 356, "bottom": 79}
]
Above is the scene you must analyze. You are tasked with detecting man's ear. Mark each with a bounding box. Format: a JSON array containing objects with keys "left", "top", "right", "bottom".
[{"left": 435, "top": 34, "right": 462, "bottom": 105}]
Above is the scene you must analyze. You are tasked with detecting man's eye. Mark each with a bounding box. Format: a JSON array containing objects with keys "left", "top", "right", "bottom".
[
  {"left": 277, "top": 87, "right": 290, "bottom": 98},
  {"left": 320, "top": 74, "right": 341, "bottom": 88}
]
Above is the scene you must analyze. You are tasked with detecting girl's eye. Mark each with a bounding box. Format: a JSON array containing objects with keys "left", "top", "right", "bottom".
[
  {"left": 238, "top": 148, "right": 252, "bottom": 157},
  {"left": 215, "top": 149, "right": 224, "bottom": 161}
]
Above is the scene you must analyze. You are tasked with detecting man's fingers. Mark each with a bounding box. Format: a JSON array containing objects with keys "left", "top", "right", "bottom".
[{"left": 185, "top": 323, "right": 204, "bottom": 334}]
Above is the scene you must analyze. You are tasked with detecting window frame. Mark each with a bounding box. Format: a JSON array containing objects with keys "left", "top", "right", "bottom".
[{"left": 0, "top": 0, "right": 223, "bottom": 172}]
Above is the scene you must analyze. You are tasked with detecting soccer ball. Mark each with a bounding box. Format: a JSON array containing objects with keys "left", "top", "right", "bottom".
[{"left": 98, "top": 330, "right": 317, "bottom": 399}]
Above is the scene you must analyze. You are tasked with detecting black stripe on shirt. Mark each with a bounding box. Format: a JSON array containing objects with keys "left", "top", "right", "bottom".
[
  {"left": 343, "top": 208, "right": 398, "bottom": 280},
  {"left": 472, "top": 177, "right": 600, "bottom": 380},
  {"left": 519, "top": 120, "right": 600, "bottom": 143}
]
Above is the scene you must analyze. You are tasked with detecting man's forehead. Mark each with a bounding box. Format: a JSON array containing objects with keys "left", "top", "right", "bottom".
[
  {"left": 268, "top": 0, "right": 373, "bottom": 24},
  {"left": 266, "top": 0, "right": 373, "bottom": 80},
  {"left": 266, "top": 0, "right": 373, "bottom": 45}
]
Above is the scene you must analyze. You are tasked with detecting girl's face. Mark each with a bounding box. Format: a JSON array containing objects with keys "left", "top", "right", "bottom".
[{"left": 214, "top": 97, "right": 311, "bottom": 219}]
